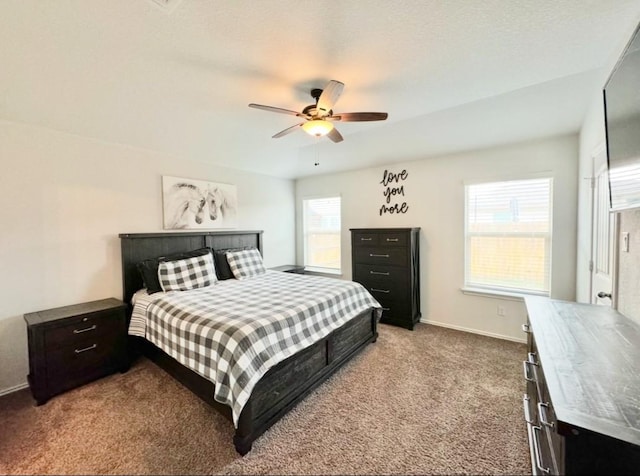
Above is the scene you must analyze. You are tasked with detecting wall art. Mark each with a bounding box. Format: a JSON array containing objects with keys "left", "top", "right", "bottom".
[
  {"left": 379, "top": 169, "right": 409, "bottom": 215},
  {"left": 162, "top": 175, "right": 238, "bottom": 229}
]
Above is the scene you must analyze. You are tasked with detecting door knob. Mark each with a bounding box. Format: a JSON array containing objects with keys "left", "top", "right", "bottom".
[{"left": 597, "top": 291, "right": 612, "bottom": 299}]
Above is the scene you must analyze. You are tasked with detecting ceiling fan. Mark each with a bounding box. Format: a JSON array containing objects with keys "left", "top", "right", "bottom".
[{"left": 248, "top": 80, "right": 388, "bottom": 143}]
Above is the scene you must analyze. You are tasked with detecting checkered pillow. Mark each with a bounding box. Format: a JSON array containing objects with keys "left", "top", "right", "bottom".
[
  {"left": 158, "top": 252, "right": 217, "bottom": 292},
  {"left": 226, "top": 248, "right": 265, "bottom": 280}
]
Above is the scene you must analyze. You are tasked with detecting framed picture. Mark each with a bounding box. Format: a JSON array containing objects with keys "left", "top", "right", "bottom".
[{"left": 162, "top": 176, "right": 238, "bottom": 230}]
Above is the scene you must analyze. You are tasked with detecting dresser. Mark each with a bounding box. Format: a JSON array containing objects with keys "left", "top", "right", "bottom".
[
  {"left": 523, "top": 297, "right": 640, "bottom": 474},
  {"left": 350, "top": 228, "right": 420, "bottom": 330},
  {"left": 24, "top": 298, "right": 128, "bottom": 405}
]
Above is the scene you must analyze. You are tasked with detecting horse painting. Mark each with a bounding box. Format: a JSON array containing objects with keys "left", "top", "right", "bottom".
[
  {"left": 162, "top": 176, "right": 238, "bottom": 229},
  {"left": 164, "top": 183, "right": 207, "bottom": 229},
  {"left": 206, "top": 186, "right": 237, "bottom": 223}
]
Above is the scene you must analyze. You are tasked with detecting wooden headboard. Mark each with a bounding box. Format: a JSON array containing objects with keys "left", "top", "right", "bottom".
[{"left": 119, "top": 230, "right": 263, "bottom": 306}]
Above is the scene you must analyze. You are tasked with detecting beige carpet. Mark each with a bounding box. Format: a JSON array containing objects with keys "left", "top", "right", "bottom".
[{"left": 0, "top": 324, "right": 530, "bottom": 475}]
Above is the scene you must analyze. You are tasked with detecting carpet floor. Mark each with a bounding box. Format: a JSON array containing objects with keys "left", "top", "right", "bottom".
[{"left": 0, "top": 324, "right": 530, "bottom": 475}]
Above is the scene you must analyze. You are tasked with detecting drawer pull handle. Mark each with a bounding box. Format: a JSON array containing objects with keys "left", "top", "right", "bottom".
[
  {"left": 73, "top": 325, "right": 97, "bottom": 334},
  {"left": 386, "top": 238, "right": 399, "bottom": 242},
  {"left": 527, "top": 352, "right": 538, "bottom": 365},
  {"left": 382, "top": 307, "right": 390, "bottom": 311},
  {"left": 75, "top": 344, "right": 97, "bottom": 354},
  {"left": 531, "top": 426, "right": 551, "bottom": 474},
  {"left": 370, "top": 271, "right": 390, "bottom": 276},
  {"left": 538, "top": 402, "right": 555, "bottom": 428},
  {"left": 523, "top": 394, "right": 535, "bottom": 424},
  {"left": 369, "top": 254, "right": 389, "bottom": 258},
  {"left": 523, "top": 360, "right": 537, "bottom": 382},
  {"left": 360, "top": 238, "right": 373, "bottom": 241},
  {"left": 371, "top": 288, "right": 390, "bottom": 293},
  {"left": 522, "top": 323, "right": 531, "bottom": 333}
]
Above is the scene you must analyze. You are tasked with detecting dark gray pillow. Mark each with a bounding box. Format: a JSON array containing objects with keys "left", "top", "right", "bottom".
[
  {"left": 213, "top": 247, "right": 256, "bottom": 280},
  {"left": 137, "top": 247, "right": 212, "bottom": 294}
]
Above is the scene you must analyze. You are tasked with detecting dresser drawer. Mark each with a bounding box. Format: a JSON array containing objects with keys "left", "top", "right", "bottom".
[
  {"left": 374, "top": 295, "right": 410, "bottom": 321},
  {"left": 353, "top": 264, "right": 409, "bottom": 284},
  {"left": 377, "top": 232, "right": 408, "bottom": 246},
  {"left": 357, "top": 277, "right": 409, "bottom": 300},
  {"left": 530, "top": 422, "right": 558, "bottom": 475},
  {"left": 44, "top": 309, "right": 125, "bottom": 349},
  {"left": 352, "top": 232, "right": 379, "bottom": 246},
  {"left": 354, "top": 246, "right": 408, "bottom": 266}
]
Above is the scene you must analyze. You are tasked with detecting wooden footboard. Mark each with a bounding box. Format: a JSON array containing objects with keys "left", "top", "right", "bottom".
[
  {"left": 234, "top": 308, "right": 378, "bottom": 454},
  {"left": 135, "top": 308, "right": 378, "bottom": 455}
]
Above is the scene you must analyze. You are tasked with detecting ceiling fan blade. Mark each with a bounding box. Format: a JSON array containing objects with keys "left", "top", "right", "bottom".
[
  {"left": 332, "top": 112, "right": 388, "bottom": 122},
  {"left": 249, "top": 103, "right": 307, "bottom": 118},
  {"left": 316, "top": 80, "right": 344, "bottom": 117},
  {"left": 327, "top": 127, "right": 344, "bottom": 143},
  {"left": 272, "top": 123, "right": 304, "bottom": 138}
]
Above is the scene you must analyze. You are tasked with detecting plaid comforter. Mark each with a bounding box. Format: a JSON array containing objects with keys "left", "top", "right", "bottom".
[{"left": 130, "top": 271, "right": 381, "bottom": 426}]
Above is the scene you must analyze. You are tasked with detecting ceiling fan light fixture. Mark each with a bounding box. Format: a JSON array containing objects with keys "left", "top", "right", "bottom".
[{"left": 302, "top": 119, "right": 334, "bottom": 137}]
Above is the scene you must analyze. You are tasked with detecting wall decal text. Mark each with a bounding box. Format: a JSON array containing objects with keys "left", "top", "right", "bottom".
[{"left": 379, "top": 169, "right": 409, "bottom": 215}]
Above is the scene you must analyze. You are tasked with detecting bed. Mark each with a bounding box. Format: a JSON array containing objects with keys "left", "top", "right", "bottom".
[{"left": 119, "top": 230, "right": 380, "bottom": 455}]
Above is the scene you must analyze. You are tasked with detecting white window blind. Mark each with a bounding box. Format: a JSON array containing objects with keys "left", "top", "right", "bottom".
[
  {"left": 303, "top": 196, "right": 341, "bottom": 273},
  {"left": 465, "top": 178, "right": 552, "bottom": 295}
]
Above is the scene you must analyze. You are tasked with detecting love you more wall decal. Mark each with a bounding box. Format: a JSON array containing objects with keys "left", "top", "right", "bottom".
[{"left": 379, "top": 169, "right": 409, "bottom": 215}]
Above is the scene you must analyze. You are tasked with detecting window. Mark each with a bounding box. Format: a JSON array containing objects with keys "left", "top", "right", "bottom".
[
  {"left": 303, "top": 196, "right": 341, "bottom": 273},
  {"left": 464, "top": 178, "right": 552, "bottom": 295}
]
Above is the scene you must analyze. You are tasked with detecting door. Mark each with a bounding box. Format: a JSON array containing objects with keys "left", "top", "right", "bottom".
[{"left": 590, "top": 145, "right": 617, "bottom": 306}]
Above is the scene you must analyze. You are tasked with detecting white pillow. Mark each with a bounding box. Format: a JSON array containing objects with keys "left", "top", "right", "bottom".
[
  {"left": 158, "top": 252, "right": 217, "bottom": 292},
  {"left": 226, "top": 248, "right": 265, "bottom": 280}
]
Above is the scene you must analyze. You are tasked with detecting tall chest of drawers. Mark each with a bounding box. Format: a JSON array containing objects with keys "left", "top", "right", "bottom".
[
  {"left": 24, "top": 298, "right": 128, "bottom": 405},
  {"left": 350, "top": 228, "right": 420, "bottom": 330},
  {"left": 523, "top": 297, "right": 640, "bottom": 475}
]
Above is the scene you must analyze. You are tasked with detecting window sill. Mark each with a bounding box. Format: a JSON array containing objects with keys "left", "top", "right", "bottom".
[{"left": 460, "top": 287, "right": 549, "bottom": 302}]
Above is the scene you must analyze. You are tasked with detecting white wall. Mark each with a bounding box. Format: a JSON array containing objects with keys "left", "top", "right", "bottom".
[
  {"left": 0, "top": 120, "right": 295, "bottom": 394},
  {"left": 575, "top": 95, "right": 605, "bottom": 303},
  {"left": 296, "top": 135, "right": 579, "bottom": 342}
]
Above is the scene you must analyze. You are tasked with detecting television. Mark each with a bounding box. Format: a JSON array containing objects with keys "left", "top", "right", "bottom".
[{"left": 603, "top": 22, "right": 640, "bottom": 212}]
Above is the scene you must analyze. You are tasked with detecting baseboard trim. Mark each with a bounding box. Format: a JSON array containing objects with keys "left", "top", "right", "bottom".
[
  {"left": 0, "top": 382, "right": 29, "bottom": 397},
  {"left": 420, "top": 318, "right": 526, "bottom": 344}
]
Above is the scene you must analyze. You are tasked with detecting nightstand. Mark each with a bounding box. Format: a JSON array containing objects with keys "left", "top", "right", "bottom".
[
  {"left": 270, "top": 264, "right": 306, "bottom": 274},
  {"left": 24, "top": 298, "right": 128, "bottom": 405}
]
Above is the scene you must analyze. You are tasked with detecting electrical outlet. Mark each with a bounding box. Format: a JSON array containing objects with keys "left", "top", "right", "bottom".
[{"left": 497, "top": 305, "right": 506, "bottom": 317}]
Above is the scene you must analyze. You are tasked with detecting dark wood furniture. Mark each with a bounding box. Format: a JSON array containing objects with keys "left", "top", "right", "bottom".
[
  {"left": 523, "top": 297, "right": 640, "bottom": 475},
  {"left": 269, "top": 264, "right": 306, "bottom": 274},
  {"left": 24, "top": 298, "right": 128, "bottom": 405},
  {"left": 119, "top": 231, "right": 378, "bottom": 455},
  {"left": 350, "top": 228, "right": 420, "bottom": 330}
]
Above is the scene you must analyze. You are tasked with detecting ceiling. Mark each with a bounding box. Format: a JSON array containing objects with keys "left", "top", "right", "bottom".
[{"left": 1, "top": 0, "right": 640, "bottom": 179}]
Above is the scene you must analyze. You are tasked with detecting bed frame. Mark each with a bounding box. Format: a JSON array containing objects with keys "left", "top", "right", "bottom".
[{"left": 119, "top": 231, "right": 378, "bottom": 455}]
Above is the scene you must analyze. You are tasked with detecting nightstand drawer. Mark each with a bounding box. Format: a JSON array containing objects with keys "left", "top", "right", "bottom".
[
  {"left": 47, "top": 335, "right": 120, "bottom": 377},
  {"left": 353, "top": 246, "right": 408, "bottom": 266},
  {"left": 44, "top": 309, "right": 124, "bottom": 349}
]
